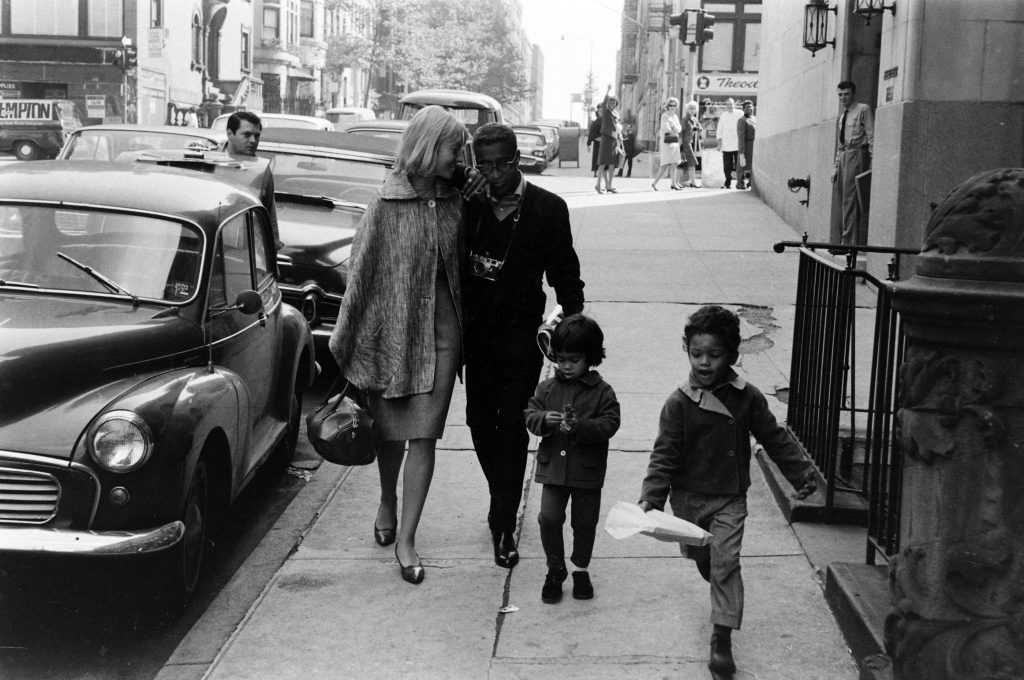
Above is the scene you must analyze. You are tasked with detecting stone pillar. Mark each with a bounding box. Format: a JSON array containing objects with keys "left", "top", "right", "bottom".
[{"left": 887, "top": 168, "right": 1024, "bottom": 679}]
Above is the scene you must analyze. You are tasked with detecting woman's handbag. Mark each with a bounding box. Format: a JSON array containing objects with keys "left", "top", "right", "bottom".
[
  {"left": 305, "top": 378, "right": 377, "bottom": 466},
  {"left": 663, "top": 133, "right": 679, "bottom": 144}
]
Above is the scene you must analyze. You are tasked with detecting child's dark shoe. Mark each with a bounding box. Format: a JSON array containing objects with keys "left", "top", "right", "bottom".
[
  {"left": 708, "top": 629, "right": 736, "bottom": 675},
  {"left": 571, "top": 570, "right": 593, "bottom": 599},
  {"left": 541, "top": 566, "right": 568, "bottom": 603}
]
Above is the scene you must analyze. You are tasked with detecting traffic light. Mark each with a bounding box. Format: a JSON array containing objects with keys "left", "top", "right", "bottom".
[
  {"left": 111, "top": 49, "right": 124, "bottom": 70},
  {"left": 124, "top": 46, "right": 137, "bottom": 70},
  {"left": 668, "top": 12, "right": 687, "bottom": 43},
  {"left": 696, "top": 11, "right": 716, "bottom": 44}
]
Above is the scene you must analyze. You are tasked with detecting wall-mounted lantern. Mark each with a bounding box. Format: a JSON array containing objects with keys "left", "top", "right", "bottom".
[
  {"left": 853, "top": 0, "right": 896, "bottom": 25},
  {"left": 803, "top": 1, "right": 836, "bottom": 56}
]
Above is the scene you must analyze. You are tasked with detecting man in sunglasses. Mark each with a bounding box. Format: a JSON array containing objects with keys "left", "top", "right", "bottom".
[{"left": 463, "top": 123, "right": 586, "bottom": 571}]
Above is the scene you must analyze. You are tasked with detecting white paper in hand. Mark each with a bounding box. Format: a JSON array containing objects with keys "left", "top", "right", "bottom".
[{"left": 604, "top": 501, "right": 712, "bottom": 546}]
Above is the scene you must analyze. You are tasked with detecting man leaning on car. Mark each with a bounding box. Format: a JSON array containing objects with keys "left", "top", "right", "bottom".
[{"left": 225, "top": 111, "right": 282, "bottom": 250}]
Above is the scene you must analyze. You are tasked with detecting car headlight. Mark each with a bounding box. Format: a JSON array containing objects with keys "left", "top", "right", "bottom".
[{"left": 89, "top": 411, "right": 152, "bottom": 472}]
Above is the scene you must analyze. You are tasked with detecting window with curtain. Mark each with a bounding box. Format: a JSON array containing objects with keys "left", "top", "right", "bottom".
[
  {"left": 10, "top": 0, "right": 78, "bottom": 36},
  {"left": 192, "top": 13, "right": 203, "bottom": 65},
  {"left": 263, "top": 7, "right": 280, "bottom": 41},
  {"left": 88, "top": 0, "right": 123, "bottom": 38},
  {"left": 241, "top": 29, "right": 251, "bottom": 71},
  {"left": 300, "top": 0, "right": 313, "bottom": 37}
]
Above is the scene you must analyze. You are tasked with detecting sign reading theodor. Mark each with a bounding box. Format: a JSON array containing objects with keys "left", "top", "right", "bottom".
[
  {"left": 0, "top": 99, "right": 60, "bottom": 124},
  {"left": 695, "top": 74, "right": 758, "bottom": 97}
]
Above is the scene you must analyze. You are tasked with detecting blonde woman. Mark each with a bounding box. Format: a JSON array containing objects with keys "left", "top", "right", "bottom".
[
  {"left": 680, "top": 101, "right": 703, "bottom": 188},
  {"left": 652, "top": 98, "right": 682, "bottom": 190},
  {"left": 329, "top": 105, "right": 468, "bottom": 585}
]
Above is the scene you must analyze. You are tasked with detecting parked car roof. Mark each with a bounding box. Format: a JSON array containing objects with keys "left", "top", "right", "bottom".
[
  {"left": 0, "top": 160, "right": 259, "bottom": 228},
  {"left": 209, "top": 113, "right": 334, "bottom": 133},
  {"left": 56, "top": 124, "right": 221, "bottom": 160},
  {"left": 398, "top": 89, "right": 502, "bottom": 111},
  {"left": 259, "top": 127, "right": 396, "bottom": 161}
]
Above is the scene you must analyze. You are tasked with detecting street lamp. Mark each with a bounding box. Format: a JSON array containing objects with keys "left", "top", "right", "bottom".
[
  {"left": 803, "top": 1, "right": 837, "bottom": 56},
  {"left": 120, "top": 35, "right": 131, "bottom": 123},
  {"left": 853, "top": 0, "right": 896, "bottom": 25}
]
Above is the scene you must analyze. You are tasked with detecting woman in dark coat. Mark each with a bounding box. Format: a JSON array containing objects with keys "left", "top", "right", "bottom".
[
  {"left": 587, "top": 104, "right": 603, "bottom": 176},
  {"left": 679, "top": 100, "right": 703, "bottom": 188},
  {"left": 595, "top": 87, "right": 623, "bottom": 194}
]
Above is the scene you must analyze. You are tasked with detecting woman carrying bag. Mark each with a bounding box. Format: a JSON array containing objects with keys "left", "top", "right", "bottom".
[
  {"left": 652, "top": 98, "right": 683, "bottom": 191},
  {"left": 329, "top": 106, "right": 469, "bottom": 585}
]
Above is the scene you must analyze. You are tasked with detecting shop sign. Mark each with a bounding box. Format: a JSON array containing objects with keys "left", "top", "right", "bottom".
[
  {"left": 695, "top": 73, "right": 759, "bottom": 96},
  {"left": 0, "top": 82, "right": 20, "bottom": 98},
  {"left": 85, "top": 95, "right": 106, "bottom": 118}
]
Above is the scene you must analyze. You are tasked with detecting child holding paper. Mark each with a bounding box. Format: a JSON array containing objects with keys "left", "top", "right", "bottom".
[
  {"left": 525, "top": 314, "right": 620, "bottom": 604},
  {"left": 638, "top": 305, "right": 816, "bottom": 675}
]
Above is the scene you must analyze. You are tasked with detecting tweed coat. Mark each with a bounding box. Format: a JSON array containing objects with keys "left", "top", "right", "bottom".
[
  {"left": 328, "top": 171, "right": 464, "bottom": 398},
  {"left": 524, "top": 371, "right": 621, "bottom": 490}
]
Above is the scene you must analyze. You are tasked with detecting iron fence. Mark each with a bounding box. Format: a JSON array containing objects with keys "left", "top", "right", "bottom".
[{"left": 773, "top": 238, "right": 916, "bottom": 563}]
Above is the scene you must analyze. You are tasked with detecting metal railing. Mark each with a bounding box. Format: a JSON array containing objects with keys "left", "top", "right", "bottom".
[{"left": 773, "top": 237, "right": 916, "bottom": 564}]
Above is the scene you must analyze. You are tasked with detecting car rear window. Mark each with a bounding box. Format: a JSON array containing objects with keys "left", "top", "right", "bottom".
[
  {"left": 264, "top": 150, "right": 390, "bottom": 206},
  {"left": 515, "top": 132, "right": 544, "bottom": 146},
  {"left": 0, "top": 205, "right": 202, "bottom": 302},
  {"left": 62, "top": 130, "right": 218, "bottom": 161}
]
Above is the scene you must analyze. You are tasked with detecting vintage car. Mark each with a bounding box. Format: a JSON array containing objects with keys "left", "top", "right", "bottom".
[
  {"left": 511, "top": 125, "right": 551, "bottom": 173},
  {"left": 0, "top": 161, "right": 316, "bottom": 603},
  {"left": 397, "top": 89, "right": 503, "bottom": 135},
  {"left": 56, "top": 124, "right": 221, "bottom": 161}
]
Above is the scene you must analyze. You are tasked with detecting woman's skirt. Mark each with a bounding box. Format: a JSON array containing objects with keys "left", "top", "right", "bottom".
[
  {"left": 597, "top": 134, "right": 620, "bottom": 167},
  {"left": 368, "top": 276, "right": 459, "bottom": 442},
  {"left": 660, "top": 141, "right": 681, "bottom": 167},
  {"left": 680, "top": 139, "right": 698, "bottom": 167}
]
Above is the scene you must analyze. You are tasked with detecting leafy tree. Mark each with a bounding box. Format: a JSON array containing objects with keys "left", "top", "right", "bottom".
[{"left": 326, "top": 0, "right": 398, "bottom": 109}]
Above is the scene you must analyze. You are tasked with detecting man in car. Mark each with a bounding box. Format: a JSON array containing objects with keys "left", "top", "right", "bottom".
[
  {"left": 463, "top": 123, "right": 585, "bottom": 570},
  {"left": 225, "top": 111, "right": 280, "bottom": 249}
]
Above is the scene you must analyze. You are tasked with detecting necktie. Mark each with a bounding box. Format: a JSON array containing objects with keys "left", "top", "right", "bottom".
[{"left": 839, "top": 109, "right": 848, "bottom": 146}]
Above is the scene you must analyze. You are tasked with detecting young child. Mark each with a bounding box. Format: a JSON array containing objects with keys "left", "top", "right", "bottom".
[
  {"left": 639, "top": 305, "right": 816, "bottom": 675},
  {"left": 524, "top": 314, "right": 621, "bottom": 604}
]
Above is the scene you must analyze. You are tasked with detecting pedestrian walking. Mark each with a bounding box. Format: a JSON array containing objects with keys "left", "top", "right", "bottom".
[
  {"left": 587, "top": 104, "right": 603, "bottom": 177},
  {"left": 524, "top": 315, "right": 620, "bottom": 604},
  {"left": 717, "top": 99, "right": 742, "bottom": 188},
  {"left": 735, "top": 101, "right": 756, "bottom": 190},
  {"left": 595, "top": 86, "right": 624, "bottom": 194},
  {"left": 464, "top": 122, "right": 585, "bottom": 571},
  {"left": 638, "top": 305, "right": 817, "bottom": 675},
  {"left": 328, "top": 105, "right": 470, "bottom": 585},
  {"left": 679, "top": 100, "right": 702, "bottom": 188},
  {"left": 831, "top": 81, "right": 873, "bottom": 245},
  {"left": 651, "top": 98, "right": 682, "bottom": 190}
]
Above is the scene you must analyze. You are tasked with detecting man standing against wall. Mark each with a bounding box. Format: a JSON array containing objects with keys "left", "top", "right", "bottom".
[
  {"left": 717, "top": 99, "right": 742, "bottom": 189},
  {"left": 831, "top": 81, "right": 874, "bottom": 245},
  {"left": 735, "top": 101, "right": 756, "bottom": 190}
]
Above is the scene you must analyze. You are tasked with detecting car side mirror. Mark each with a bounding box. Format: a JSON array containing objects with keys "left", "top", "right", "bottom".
[{"left": 234, "top": 290, "right": 263, "bottom": 315}]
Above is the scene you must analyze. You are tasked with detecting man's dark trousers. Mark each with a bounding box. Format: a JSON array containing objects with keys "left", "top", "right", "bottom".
[
  {"left": 722, "top": 150, "right": 737, "bottom": 188},
  {"left": 466, "top": 318, "right": 544, "bottom": 536}
]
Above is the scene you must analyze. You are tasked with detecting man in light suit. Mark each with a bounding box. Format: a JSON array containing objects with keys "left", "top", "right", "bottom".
[{"left": 831, "top": 81, "right": 874, "bottom": 245}]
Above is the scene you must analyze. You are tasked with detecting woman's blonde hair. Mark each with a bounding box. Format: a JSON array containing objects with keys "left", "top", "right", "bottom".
[
  {"left": 665, "top": 97, "right": 679, "bottom": 110},
  {"left": 685, "top": 100, "right": 699, "bottom": 114},
  {"left": 395, "top": 106, "right": 468, "bottom": 176}
]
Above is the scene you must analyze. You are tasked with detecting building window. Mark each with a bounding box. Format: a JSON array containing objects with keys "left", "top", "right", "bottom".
[
  {"left": 241, "top": 29, "right": 251, "bottom": 71},
  {"left": 263, "top": 7, "right": 280, "bottom": 42},
  {"left": 151, "top": 0, "right": 162, "bottom": 28},
  {"left": 698, "top": 0, "right": 760, "bottom": 73},
  {"left": 88, "top": 0, "right": 122, "bottom": 38},
  {"left": 300, "top": 0, "right": 313, "bottom": 38},
  {"left": 192, "top": 13, "right": 203, "bottom": 66},
  {"left": 10, "top": 0, "right": 78, "bottom": 36}
]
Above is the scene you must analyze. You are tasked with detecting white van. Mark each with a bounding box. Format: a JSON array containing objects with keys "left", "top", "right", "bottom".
[{"left": 324, "top": 107, "right": 376, "bottom": 128}]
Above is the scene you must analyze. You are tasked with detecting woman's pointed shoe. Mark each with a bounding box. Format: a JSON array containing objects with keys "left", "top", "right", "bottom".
[{"left": 395, "top": 546, "right": 425, "bottom": 584}]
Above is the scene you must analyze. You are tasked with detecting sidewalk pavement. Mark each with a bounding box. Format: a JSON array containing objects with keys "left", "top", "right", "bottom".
[{"left": 158, "top": 173, "right": 862, "bottom": 680}]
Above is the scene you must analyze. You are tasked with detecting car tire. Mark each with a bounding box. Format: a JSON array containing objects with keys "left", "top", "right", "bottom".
[
  {"left": 14, "top": 141, "right": 41, "bottom": 161},
  {"left": 159, "top": 459, "right": 209, "bottom": 608}
]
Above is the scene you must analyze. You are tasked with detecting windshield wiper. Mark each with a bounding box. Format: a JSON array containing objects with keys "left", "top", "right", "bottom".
[
  {"left": 56, "top": 252, "right": 140, "bottom": 306},
  {"left": 0, "top": 278, "right": 40, "bottom": 289}
]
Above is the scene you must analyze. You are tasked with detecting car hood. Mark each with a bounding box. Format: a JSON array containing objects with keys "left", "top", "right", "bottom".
[{"left": 0, "top": 295, "right": 202, "bottom": 458}]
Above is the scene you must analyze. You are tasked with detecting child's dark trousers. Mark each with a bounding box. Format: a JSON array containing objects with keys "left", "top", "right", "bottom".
[
  {"left": 538, "top": 484, "right": 602, "bottom": 570},
  {"left": 670, "top": 490, "right": 748, "bottom": 629}
]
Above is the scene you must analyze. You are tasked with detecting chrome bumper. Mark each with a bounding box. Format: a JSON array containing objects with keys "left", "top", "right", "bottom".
[{"left": 0, "top": 521, "right": 184, "bottom": 555}]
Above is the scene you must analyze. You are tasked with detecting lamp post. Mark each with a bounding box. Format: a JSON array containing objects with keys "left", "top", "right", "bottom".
[
  {"left": 803, "top": 1, "right": 837, "bottom": 56},
  {"left": 853, "top": 0, "right": 896, "bottom": 25},
  {"left": 120, "top": 35, "right": 131, "bottom": 123}
]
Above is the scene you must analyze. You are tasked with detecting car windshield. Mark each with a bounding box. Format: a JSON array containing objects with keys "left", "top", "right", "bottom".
[
  {"left": 515, "top": 132, "right": 545, "bottom": 146},
  {"left": 399, "top": 104, "right": 494, "bottom": 133},
  {"left": 0, "top": 205, "right": 202, "bottom": 302},
  {"left": 62, "top": 130, "right": 218, "bottom": 160},
  {"left": 263, "top": 150, "right": 390, "bottom": 206}
]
